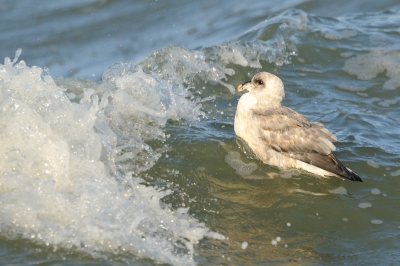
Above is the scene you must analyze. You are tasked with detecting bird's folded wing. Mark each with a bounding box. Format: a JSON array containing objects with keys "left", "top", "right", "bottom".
[
  {"left": 288, "top": 152, "right": 357, "bottom": 179},
  {"left": 252, "top": 107, "right": 361, "bottom": 179},
  {"left": 253, "top": 107, "right": 337, "bottom": 155}
]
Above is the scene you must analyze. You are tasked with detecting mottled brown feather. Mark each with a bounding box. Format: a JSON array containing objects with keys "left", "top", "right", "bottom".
[
  {"left": 234, "top": 72, "right": 362, "bottom": 182},
  {"left": 253, "top": 107, "right": 361, "bottom": 181},
  {"left": 254, "top": 106, "right": 336, "bottom": 155}
]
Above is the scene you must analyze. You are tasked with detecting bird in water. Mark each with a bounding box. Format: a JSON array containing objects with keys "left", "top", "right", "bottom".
[{"left": 234, "top": 72, "right": 362, "bottom": 182}]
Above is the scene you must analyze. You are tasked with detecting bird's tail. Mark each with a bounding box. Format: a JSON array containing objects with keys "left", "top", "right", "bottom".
[{"left": 345, "top": 167, "right": 363, "bottom": 182}]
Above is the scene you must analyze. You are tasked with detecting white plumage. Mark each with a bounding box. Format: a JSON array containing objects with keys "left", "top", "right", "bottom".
[{"left": 234, "top": 72, "right": 362, "bottom": 182}]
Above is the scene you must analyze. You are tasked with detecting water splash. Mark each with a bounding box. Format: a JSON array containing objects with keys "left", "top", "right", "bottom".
[{"left": 0, "top": 51, "right": 222, "bottom": 265}]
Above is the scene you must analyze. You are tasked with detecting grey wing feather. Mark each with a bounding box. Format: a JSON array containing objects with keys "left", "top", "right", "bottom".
[
  {"left": 253, "top": 107, "right": 337, "bottom": 155},
  {"left": 253, "top": 107, "right": 362, "bottom": 181}
]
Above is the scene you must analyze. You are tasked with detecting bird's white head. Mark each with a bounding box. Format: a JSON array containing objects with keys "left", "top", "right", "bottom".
[{"left": 237, "top": 72, "right": 285, "bottom": 100}]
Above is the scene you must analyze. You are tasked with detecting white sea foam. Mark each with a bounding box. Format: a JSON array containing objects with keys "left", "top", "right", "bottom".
[
  {"left": 356, "top": 92, "right": 369, "bottom": 98},
  {"left": 367, "top": 161, "right": 379, "bottom": 168},
  {"left": 371, "top": 188, "right": 381, "bottom": 195},
  {"left": 377, "top": 97, "right": 400, "bottom": 107},
  {"left": 391, "top": 170, "right": 400, "bottom": 177},
  {"left": 323, "top": 29, "right": 357, "bottom": 40},
  {"left": 343, "top": 45, "right": 400, "bottom": 90},
  {"left": 358, "top": 202, "right": 372, "bottom": 209},
  {"left": 235, "top": 10, "right": 307, "bottom": 67},
  {"left": 291, "top": 189, "right": 327, "bottom": 196},
  {"left": 336, "top": 84, "right": 367, "bottom": 92},
  {"left": 0, "top": 28, "right": 302, "bottom": 262},
  {"left": 0, "top": 51, "right": 222, "bottom": 265},
  {"left": 329, "top": 187, "right": 348, "bottom": 195},
  {"left": 340, "top": 52, "right": 353, "bottom": 58},
  {"left": 138, "top": 42, "right": 296, "bottom": 95},
  {"left": 139, "top": 46, "right": 236, "bottom": 93}
]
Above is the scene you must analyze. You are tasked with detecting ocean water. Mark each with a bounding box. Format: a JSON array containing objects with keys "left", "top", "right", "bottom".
[{"left": 1, "top": 0, "right": 400, "bottom": 265}]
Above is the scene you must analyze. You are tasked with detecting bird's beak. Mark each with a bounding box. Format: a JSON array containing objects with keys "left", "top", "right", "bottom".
[{"left": 237, "top": 80, "right": 251, "bottom": 92}]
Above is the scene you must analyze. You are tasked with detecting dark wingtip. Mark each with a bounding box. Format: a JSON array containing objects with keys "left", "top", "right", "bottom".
[
  {"left": 330, "top": 154, "right": 363, "bottom": 182},
  {"left": 348, "top": 170, "right": 363, "bottom": 182}
]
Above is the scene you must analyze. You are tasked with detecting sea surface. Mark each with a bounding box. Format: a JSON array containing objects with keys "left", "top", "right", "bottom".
[{"left": 1, "top": 0, "right": 400, "bottom": 265}]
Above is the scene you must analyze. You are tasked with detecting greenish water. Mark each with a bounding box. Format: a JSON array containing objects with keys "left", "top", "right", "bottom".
[{"left": 1, "top": 0, "right": 400, "bottom": 265}]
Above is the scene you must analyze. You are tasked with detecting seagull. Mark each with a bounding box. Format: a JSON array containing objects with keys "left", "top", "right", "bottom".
[{"left": 234, "top": 72, "right": 362, "bottom": 182}]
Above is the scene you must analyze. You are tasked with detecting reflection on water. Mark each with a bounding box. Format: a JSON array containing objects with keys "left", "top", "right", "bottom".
[{"left": 149, "top": 135, "right": 359, "bottom": 264}]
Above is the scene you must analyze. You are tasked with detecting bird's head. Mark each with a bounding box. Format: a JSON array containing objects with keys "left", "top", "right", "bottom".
[{"left": 237, "top": 72, "right": 285, "bottom": 99}]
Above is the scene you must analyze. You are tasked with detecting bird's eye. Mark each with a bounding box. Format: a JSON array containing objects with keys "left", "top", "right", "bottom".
[{"left": 256, "top": 79, "right": 263, "bottom": 85}]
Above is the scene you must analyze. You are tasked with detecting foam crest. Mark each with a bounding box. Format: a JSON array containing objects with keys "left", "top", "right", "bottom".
[
  {"left": 98, "top": 63, "right": 205, "bottom": 174},
  {"left": 234, "top": 9, "right": 308, "bottom": 66},
  {"left": 343, "top": 45, "right": 400, "bottom": 90},
  {"left": 137, "top": 30, "right": 298, "bottom": 95},
  {"left": 140, "top": 46, "right": 236, "bottom": 93},
  {"left": 0, "top": 53, "right": 220, "bottom": 264}
]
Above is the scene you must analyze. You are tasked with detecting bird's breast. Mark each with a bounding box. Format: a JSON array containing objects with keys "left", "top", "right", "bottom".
[{"left": 234, "top": 97, "right": 257, "bottom": 143}]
